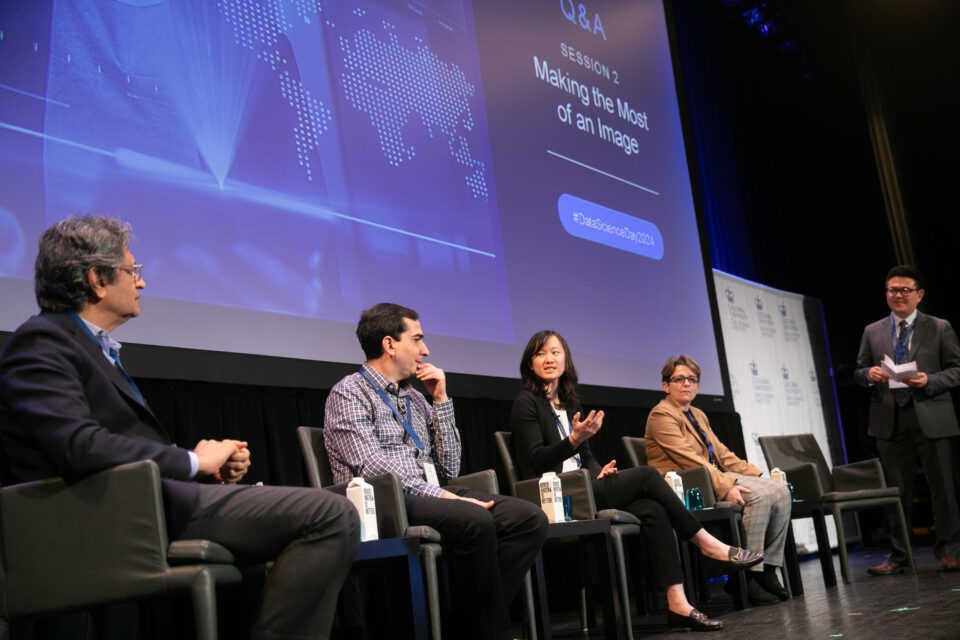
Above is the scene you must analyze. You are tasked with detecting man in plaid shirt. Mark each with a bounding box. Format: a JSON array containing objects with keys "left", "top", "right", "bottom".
[{"left": 325, "top": 303, "right": 547, "bottom": 640}]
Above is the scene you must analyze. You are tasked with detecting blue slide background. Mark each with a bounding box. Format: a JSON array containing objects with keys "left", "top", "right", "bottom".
[{"left": 0, "top": 0, "right": 723, "bottom": 394}]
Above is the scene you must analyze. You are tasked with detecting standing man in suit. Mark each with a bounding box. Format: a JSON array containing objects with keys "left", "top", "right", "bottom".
[
  {"left": 0, "top": 216, "right": 360, "bottom": 639},
  {"left": 855, "top": 265, "right": 960, "bottom": 574}
]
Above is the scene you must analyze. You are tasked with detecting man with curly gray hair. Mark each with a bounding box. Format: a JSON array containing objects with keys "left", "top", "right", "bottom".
[{"left": 0, "top": 215, "right": 359, "bottom": 639}]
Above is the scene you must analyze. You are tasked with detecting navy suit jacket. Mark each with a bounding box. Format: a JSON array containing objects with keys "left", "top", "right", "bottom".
[
  {"left": 509, "top": 390, "right": 603, "bottom": 481},
  {"left": 0, "top": 312, "right": 199, "bottom": 535},
  {"left": 854, "top": 311, "right": 960, "bottom": 439}
]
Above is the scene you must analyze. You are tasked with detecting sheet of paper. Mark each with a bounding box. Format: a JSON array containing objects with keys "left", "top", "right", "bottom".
[{"left": 882, "top": 354, "right": 917, "bottom": 388}]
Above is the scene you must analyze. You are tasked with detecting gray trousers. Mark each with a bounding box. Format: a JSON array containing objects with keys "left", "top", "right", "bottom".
[
  {"left": 726, "top": 472, "right": 792, "bottom": 570},
  {"left": 180, "top": 483, "right": 360, "bottom": 640}
]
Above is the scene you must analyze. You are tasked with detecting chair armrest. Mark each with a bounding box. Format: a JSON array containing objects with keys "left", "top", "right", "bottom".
[
  {"left": 168, "top": 539, "right": 235, "bottom": 565},
  {"left": 780, "top": 462, "right": 824, "bottom": 501},
  {"left": 404, "top": 524, "right": 442, "bottom": 543},
  {"left": 0, "top": 461, "right": 173, "bottom": 615},
  {"left": 448, "top": 469, "right": 499, "bottom": 494},
  {"left": 832, "top": 458, "right": 886, "bottom": 492},
  {"left": 596, "top": 509, "right": 642, "bottom": 525}
]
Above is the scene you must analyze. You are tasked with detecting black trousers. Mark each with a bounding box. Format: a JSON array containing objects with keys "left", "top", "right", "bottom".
[
  {"left": 179, "top": 484, "right": 360, "bottom": 640},
  {"left": 593, "top": 466, "right": 702, "bottom": 588},
  {"left": 404, "top": 487, "right": 548, "bottom": 640},
  {"left": 877, "top": 403, "right": 960, "bottom": 561}
]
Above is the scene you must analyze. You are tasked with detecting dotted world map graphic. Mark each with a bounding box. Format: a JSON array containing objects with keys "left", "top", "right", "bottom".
[{"left": 218, "top": 0, "right": 488, "bottom": 200}]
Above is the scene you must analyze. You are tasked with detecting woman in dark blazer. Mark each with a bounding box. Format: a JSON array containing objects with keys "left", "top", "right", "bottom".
[{"left": 510, "top": 330, "right": 763, "bottom": 631}]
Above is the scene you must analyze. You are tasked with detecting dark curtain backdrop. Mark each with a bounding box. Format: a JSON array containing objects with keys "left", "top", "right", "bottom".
[{"left": 667, "top": 0, "right": 960, "bottom": 466}]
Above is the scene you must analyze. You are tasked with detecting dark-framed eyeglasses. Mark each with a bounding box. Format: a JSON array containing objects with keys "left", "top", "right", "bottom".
[
  {"left": 116, "top": 263, "right": 144, "bottom": 280},
  {"left": 668, "top": 376, "right": 700, "bottom": 386},
  {"left": 885, "top": 287, "right": 918, "bottom": 296}
]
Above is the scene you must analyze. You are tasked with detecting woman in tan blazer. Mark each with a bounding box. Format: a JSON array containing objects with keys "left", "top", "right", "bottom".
[{"left": 646, "top": 355, "right": 792, "bottom": 606}]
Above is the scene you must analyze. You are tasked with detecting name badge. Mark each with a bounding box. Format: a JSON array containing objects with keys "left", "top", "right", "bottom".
[{"left": 423, "top": 461, "right": 440, "bottom": 487}]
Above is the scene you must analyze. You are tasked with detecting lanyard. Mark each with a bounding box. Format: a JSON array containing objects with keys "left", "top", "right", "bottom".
[
  {"left": 68, "top": 311, "right": 145, "bottom": 406},
  {"left": 552, "top": 406, "right": 581, "bottom": 467},
  {"left": 685, "top": 410, "right": 716, "bottom": 466},
  {"left": 890, "top": 315, "right": 914, "bottom": 365},
  {"left": 359, "top": 368, "right": 424, "bottom": 450}
]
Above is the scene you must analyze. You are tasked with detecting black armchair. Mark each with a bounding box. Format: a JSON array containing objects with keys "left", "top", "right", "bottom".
[
  {"left": 494, "top": 431, "right": 635, "bottom": 640},
  {"left": 0, "top": 460, "right": 242, "bottom": 640},
  {"left": 758, "top": 433, "right": 915, "bottom": 583},
  {"left": 297, "top": 425, "right": 525, "bottom": 640}
]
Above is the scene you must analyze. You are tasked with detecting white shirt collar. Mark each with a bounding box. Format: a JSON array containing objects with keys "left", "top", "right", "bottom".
[{"left": 891, "top": 309, "right": 918, "bottom": 329}]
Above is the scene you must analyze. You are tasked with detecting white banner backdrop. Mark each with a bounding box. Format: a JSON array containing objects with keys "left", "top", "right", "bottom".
[{"left": 713, "top": 270, "right": 837, "bottom": 553}]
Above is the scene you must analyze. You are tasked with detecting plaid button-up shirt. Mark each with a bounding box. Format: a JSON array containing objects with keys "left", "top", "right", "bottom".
[{"left": 323, "top": 363, "right": 460, "bottom": 497}]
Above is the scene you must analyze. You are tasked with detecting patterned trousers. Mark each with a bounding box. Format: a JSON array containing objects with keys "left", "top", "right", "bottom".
[{"left": 726, "top": 472, "right": 792, "bottom": 570}]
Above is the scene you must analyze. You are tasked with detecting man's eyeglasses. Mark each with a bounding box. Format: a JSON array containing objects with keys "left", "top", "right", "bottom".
[
  {"left": 885, "top": 287, "right": 918, "bottom": 296},
  {"left": 668, "top": 376, "right": 700, "bottom": 386},
  {"left": 116, "top": 264, "right": 144, "bottom": 280}
]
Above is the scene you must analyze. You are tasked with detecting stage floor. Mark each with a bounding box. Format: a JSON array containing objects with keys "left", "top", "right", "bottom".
[{"left": 549, "top": 546, "right": 960, "bottom": 639}]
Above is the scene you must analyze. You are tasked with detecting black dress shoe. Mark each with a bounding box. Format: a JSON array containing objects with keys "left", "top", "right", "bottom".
[
  {"left": 667, "top": 608, "right": 724, "bottom": 631},
  {"left": 746, "top": 574, "right": 780, "bottom": 606},
  {"left": 757, "top": 568, "right": 789, "bottom": 601},
  {"left": 712, "top": 546, "right": 764, "bottom": 570}
]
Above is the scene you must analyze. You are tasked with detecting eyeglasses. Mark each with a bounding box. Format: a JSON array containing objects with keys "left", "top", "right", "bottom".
[
  {"left": 668, "top": 376, "right": 700, "bottom": 386},
  {"left": 885, "top": 287, "right": 918, "bottom": 296},
  {"left": 116, "top": 263, "right": 144, "bottom": 280}
]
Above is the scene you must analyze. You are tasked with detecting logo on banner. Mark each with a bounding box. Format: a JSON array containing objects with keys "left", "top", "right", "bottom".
[
  {"left": 781, "top": 366, "right": 789, "bottom": 380},
  {"left": 725, "top": 287, "right": 734, "bottom": 303},
  {"left": 779, "top": 302, "right": 787, "bottom": 317},
  {"left": 749, "top": 361, "right": 758, "bottom": 376},
  {"left": 754, "top": 296, "right": 763, "bottom": 310},
  {"left": 809, "top": 369, "right": 816, "bottom": 382}
]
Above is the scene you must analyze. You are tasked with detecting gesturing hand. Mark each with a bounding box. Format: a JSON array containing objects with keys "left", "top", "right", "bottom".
[
  {"left": 597, "top": 459, "right": 618, "bottom": 479},
  {"left": 569, "top": 409, "right": 604, "bottom": 447}
]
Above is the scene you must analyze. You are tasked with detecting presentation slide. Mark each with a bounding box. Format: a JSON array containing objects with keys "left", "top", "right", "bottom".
[{"left": 0, "top": 0, "right": 723, "bottom": 394}]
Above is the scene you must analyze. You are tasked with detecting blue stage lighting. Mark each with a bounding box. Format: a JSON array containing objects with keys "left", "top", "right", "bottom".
[
  {"left": 742, "top": 7, "right": 763, "bottom": 25},
  {"left": 758, "top": 20, "right": 777, "bottom": 38},
  {"left": 778, "top": 40, "right": 798, "bottom": 54}
]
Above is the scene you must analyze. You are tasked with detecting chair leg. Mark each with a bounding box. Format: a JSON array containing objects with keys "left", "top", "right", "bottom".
[
  {"left": 811, "top": 508, "right": 837, "bottom": 587},
  {"left": 521, "top": 570, "right": 538, "bottom": 640},
  {"left": 891, "top": 501, "right": 917, "bottom": 575},
  {"left": 579, "top": 588, "right": 589, "bottom": 633},
  {"left": 609, "top": 528, "right": 634, "bottom": 640},
  {"left": 830, "top": 506, "right": 851, "bottom": 584},
  {"left": 189, "top": 568, "right": 218, "bottom": 640},
  {"left": 422, "top": 545, "right": 443, "bottom": 640}
]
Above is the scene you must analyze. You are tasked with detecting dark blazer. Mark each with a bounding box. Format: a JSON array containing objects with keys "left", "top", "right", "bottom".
[
  {"left": 0, "top": 312, "right": 198, "bottom": 535},
  {"left": 509, "top": 390, "right": 602, "bottom": 480},
  {"left": 854, "top": 311, "right": 960, "bottom": 439}
]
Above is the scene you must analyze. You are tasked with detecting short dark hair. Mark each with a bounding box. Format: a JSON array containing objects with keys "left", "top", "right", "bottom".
[
  {"left": 885, "top": 265, "right": 924, "bottom": 290},
  {"left": 661, "top": 355, "right": 702, "bottom": 382},
  {"left": 34, "top": 216, "right": 131, "bottom": 312},
  {"left": 519, "top": 330, "right": 579, "bottom": 408},
  {"left": 356, "top": 302, "right": 420, "bottom": 360}
]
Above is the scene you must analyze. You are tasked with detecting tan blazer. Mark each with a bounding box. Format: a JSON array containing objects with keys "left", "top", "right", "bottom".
[{"left": 644, "top": 398, "right": 760, "bottom": 500}]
